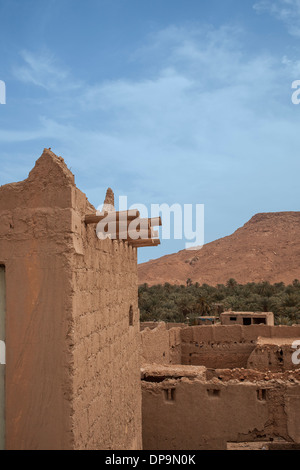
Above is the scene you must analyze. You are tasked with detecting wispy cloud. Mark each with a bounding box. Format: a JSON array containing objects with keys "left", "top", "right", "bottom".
[
  {"left": 4, "top": 24, "right": 300, "bottom": 219},
  {"left": 13, "top": 49, "right": 81, "bottom": 91},
  {"left": 254, "top": 0, "right": 300, "bottom": 37}
]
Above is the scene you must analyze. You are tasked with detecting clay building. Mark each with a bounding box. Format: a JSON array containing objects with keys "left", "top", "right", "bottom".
[
  {"left": 0, "top": 149, "right": 161, "bottom": 450},
  {"left": 141, "top": 322, "right": 300, "bottom": 449},
  {"left": 220, "top": 311, "right": 274, "bottom": 326},
  {"left": 0, "top": 148, "right": 299, "bottom": 451}
]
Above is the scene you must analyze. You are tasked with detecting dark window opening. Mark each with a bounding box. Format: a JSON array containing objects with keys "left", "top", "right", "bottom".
[
  {"left": 277, "top": 349, "right": 284, "bottom": 362},
  {"left": 243, "top": 318, "right": 252, "bottom": 325},
  {"left": 129, "top": 305, "right": 134, "bottom": 326},
  {"left": 230, "top": 317, "right": 237, "bottom": 322},
  {"left": 253, "top": 318, "right": 266, "bottom": 325},
  {"left": 164, "top": 388, "right": 176, "bottom": 402},
  {"left": 257, "top": 389, "right": 267, "bottom": 401},
  {"left": 207, "top": 389, "right": 221, "bottom": 398}
]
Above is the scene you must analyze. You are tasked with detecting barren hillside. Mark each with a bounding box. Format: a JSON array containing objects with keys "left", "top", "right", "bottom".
[{"left": 138, "top": 212, "right": 300, "bottom": 286}]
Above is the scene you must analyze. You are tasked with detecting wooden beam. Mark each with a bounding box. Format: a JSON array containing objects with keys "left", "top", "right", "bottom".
[
  {"left": 106, "top": 228, "right": 152, "bottom": 240},
  {"left": 85, "top": 212, "right": 107, "bottom": 224},
  {"left": 148, "top": 217, "right": 162, "bottom": 227},
  {"left": 151, "top": 229, "right": 159, "bottom": 238},
  {"left": 130, "top": 217, "right": 162, "bottom": 228},
  {"left": 85, "top": 209, "right": 140, "bottom": 225},
  {"left": 128, "top": 239, "right": 161, "bottom": 248}
]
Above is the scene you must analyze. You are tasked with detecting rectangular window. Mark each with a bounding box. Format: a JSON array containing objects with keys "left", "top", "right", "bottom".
[
  {"left": 164, "top": 388, "right": 176, "bottom": 402},
  {"left": 207, "top": 389, "right": 220, "bottom": 398},
  {"left": 243, "top": 318, "right": 252, "bottom": 325},
  {"left": 257, "top": 389, "right": 267, "bottom": 401},
  {"left": 0, "top": 265, "right": 6, "bottom": 450},
  {"left": 230, "top": 317, "right": 237, "bottom": 322},
  {"left": 129, "top": 305, "right": 134, "bottom": 327}
]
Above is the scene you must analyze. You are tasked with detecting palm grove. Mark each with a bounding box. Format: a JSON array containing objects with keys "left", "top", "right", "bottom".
[{"left": 138, "top": 279, "right": 300, "bottom": 325}]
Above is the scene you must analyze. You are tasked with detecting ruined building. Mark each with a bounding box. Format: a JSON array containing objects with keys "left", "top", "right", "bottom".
[{"left": 141, "top": 322, "right": 300, "bottom": 450}]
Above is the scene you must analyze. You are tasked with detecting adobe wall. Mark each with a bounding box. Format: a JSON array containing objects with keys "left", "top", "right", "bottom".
[
  {"left": 0, "top": 151, "right": 75, "bottom": 450},
  {"left": 0, "top": 150, "right": 142, "bottom": 450},
  {"left": 71, "top": 183, "right": 142, "bottom": 450},
  {"left": 181, "top": 325, "right": 255, "bottom": 368},
  {"left": 181, "top": 325, "right": 300, "bottom": 368},
  {"left": 141, "top": 323, "right": 300, "bottom": 370},
  {"left": 141, "top": 323, "right": 181, "bottom": 365},
  {"left": 247, "top": 338, "right": 299, "bottom": 372},
  {"left": 140, "top": 322, "right": 186, "bottom": 331},
  {"left": 142, "top": 365, "right": 300, "bottom": 450}
]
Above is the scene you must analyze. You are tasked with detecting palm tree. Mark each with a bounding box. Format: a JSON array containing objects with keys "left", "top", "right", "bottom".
[
  {"left": 194, "top": 296, "right": 211, "bottom": 315},
  {"left": 226, "top": 278, "right": 237, "bottom": 289}
]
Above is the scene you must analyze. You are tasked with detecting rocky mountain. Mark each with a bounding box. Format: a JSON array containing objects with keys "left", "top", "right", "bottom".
[{"left": 138, "top": 212, "right": 300, "bottom": 286}]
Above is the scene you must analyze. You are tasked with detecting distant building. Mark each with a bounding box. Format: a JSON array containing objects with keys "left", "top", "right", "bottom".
[{"left": 220, "top": 311, "right": 274, "bottom": 326}]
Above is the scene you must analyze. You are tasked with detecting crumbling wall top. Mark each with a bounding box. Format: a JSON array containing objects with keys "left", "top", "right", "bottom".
[{"left": 0, "top": 149, "right": 76, "bottom": 211}]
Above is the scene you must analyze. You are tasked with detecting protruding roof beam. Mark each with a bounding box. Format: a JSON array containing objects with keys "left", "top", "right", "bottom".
[{"left": 85, "top": 209, "right": 140, "bottom": 225}]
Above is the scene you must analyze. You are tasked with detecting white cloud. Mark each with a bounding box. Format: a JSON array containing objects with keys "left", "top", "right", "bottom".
[
  {"left": 4, "top": 24, "right": 300, "bottom": 213},
  {"left": 13, "top": 49, "right": 81, "bottom": 91},
  {"left": 2, "top": 21, "right": 300, "bottom": 265},
  {"left": 254, "top": 0, "right": 300, "bottom": 36}
]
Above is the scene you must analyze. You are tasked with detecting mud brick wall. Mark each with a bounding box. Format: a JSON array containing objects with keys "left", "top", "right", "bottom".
[
  {"left": 247, "top": 342, "right": 299, "bottom": 372},
  {"left": 181, "top": 325, "right": 256, "bottom": 368},
  {"left": 181, "top": 325, "right": 300, "bottom": 368},
  {"left": 142, "top": 365, "right": 300, "bottom": 450},
  {"left": 71, "top": 184, "right": 142, "bottom": 450},
  {"left": 0, "top": 150, "right": 142, "bottom": 450},
  {"left": 141, "top": 323, "right": 181, "bottom": 365},
  {"left": 140, "top": 322, "right": 186, "bottom": 331},
  {"left": 141, "top": 323, "right": 300, "bottom": 370},
  {"left": 0, "top": 152, "right": 75, "bottom": 450}
]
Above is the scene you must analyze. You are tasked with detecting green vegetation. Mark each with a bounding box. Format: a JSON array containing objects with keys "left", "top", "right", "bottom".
[{"left": 138, "top": 279, "right": 300, "bottom": 325}]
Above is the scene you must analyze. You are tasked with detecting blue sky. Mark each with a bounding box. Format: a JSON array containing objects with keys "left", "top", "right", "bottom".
[{"left": 1, "top": 0, "right": 300, "bottom": 263}]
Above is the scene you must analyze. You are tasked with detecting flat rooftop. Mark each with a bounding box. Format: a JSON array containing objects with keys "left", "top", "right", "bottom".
[{"left": 221, "top": 311, "right": 273, "bottom": 316}]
